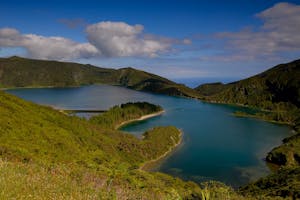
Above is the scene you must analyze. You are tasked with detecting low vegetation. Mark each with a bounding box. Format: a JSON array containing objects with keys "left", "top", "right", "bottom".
[
  {"left": 195, "top": 59, "right": 300, "bottom": 126},
  {"left": 240, "top": 167, "right": 300, "bottom": 199},
  {"left": 233, "top": 109, "right": 299, "bottom": 126},
  {"left": 89, "top": 102, "right": 163, "bottom": 129},
  {"left": 201, "top": 59, "right": 299, "bottom": 104},
  {"left": 195, "top": 82, "right": 230, "bottom": 96}
]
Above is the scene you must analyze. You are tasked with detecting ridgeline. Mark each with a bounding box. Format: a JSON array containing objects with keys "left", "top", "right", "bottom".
[{"left": 0, "top": 56, "right": 200, "bottom": 98}]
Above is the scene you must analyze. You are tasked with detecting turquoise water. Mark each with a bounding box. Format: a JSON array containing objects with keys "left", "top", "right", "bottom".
[{"left": 6, "top": 85, "right": 292, "bottom": 187}]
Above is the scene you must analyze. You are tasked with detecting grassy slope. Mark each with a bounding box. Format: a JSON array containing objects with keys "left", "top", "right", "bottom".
[
  {"left": 0, "top": 91, "right": 248, "bottom": 199},
  {"left": 196, "top": 59, "right": 300, "bottom": 110},
  {"left": 240, "top": 167, "right": 300, "bottom": 199},
  {"left": 0, "top": 56, "right": 200, "bottom": 98},
  {"left": 116, "top": 67, "right": 200, "bottom": 98},
  {"left": 195, "top": 82, "right": 230, "bottom": 96},
  {"left": 0, "top": 56, "right": 117, "bottom": 87}
]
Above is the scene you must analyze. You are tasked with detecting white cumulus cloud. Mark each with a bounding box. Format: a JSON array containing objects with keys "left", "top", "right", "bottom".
[
  {"left": 0, "top": 28, "right": 22, "bottom": 46},
  {"left": 214, "top": 2, "right": 300, "bottom": 60},
  {"left": 0, "top": 21, "right": 187, "bottom": 60},
  {"left": 86, "top": 21, "right": 171, "bottom": 57},
  {"left": 21, "top": 34, "right": 98, "bottom": 60},
  {"left": 0, "top": 28, "right": 98, "bottom": 60}
]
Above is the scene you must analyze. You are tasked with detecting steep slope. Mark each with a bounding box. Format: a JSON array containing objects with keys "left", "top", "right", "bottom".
[
  {"left": 0, "top": 56, "right": 117, "bottom": 87},
  {"left": 196, "top": 59, "right": 300, "bottom": 111},
  {"left": 195, "top": 82, "right": 230, "bottom": 96},
  {"left": 240, "top": 167, "right": 300, "bottom": 199},
  {"left": 116, "top": 67, "right": 200, "bottom": 97},
  {"left": 0, "top": 56, "right": 200, "bottom": 98}
]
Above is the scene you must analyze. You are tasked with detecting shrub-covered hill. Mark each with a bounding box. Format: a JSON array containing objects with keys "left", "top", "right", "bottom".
[
  {"left": 0, "top": 56, "right": 200, "bottom": 98},
  {"left": 117, "top": 67, "right": 200, "bottom": 98},
  {"left": 0, "top": 91, "right": 249, "bottom": 199},
  {"left": 89, "top": 102, "right": 163, "bottom": 129},
  {"left": 195, "top": 59, "right": 300, "bottom": 111},
  {"left": 240, "top": 167, "right": 300, "bottom": 199}
]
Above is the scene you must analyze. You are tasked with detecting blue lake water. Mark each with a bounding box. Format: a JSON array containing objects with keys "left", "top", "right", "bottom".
[{"left": 6, "top": 85, "right": 292, "bottom": 187}]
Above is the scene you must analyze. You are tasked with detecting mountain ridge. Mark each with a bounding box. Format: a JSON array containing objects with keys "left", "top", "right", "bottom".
[
  {"left": 0, "top": 56, "right": 200, "bottom": 98},
  {"left": 195, "top": 59, "right": 300, "bottom": 110}
]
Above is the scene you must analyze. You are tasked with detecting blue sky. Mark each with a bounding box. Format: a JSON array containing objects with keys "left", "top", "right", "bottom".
[{"left": 1, "top": 0, "right": 300, "bottom": 84}]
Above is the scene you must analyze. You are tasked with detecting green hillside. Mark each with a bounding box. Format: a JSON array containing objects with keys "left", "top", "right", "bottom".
[
  {"left": 240, "top": 167, "right": 300, "bottom": 199},
  {"left": 195, "top": 82, "right": 230, "bottom": 96},
  {"left": 0, "top": 91, "right": 249, "bottom": 199},
  {"left": 116, "top": 67, "right": 200, "bottom": 97},
  {"left": 196, "top": 59, "right": 300, "bottom": 113},
  {"left": 0, "top": 56, "right": 200, "bottom": 98}
]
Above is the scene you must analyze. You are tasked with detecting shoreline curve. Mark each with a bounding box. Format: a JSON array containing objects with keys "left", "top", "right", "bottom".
[{"left": 140, "top": 130, "right": 183, "bottom": 171}]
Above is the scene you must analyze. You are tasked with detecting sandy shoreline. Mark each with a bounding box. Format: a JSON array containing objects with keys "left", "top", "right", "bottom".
[
  {"left": 140, "top": 130, "right": 183, "bottom": 171},
  {"left": 115, "top": 110, "right": 165, "bottom": 130}
]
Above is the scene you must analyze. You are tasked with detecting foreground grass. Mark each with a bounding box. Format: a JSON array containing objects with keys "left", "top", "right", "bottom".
[
  {"left": 0, "top": 159, "right": 111, "bottom": 199},
  {"left": 240, "top": 167, "right": 300, "bottom": 200},
  {"left": 1, "top": 158, "right": 255, "bottom": 200}
]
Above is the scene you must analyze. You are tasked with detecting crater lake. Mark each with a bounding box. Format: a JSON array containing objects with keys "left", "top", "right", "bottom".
[{"left": 6, "top": 85, "right": 292, "bottom": 187}]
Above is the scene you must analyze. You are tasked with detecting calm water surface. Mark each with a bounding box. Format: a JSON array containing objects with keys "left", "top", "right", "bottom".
[{"left": 7, "top": 85, "right": 292, "bottom": 187}]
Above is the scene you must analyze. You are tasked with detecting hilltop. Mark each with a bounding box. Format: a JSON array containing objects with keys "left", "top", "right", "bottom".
[{"left": 0, "top": 56, "right": 200, "bottom": 98}]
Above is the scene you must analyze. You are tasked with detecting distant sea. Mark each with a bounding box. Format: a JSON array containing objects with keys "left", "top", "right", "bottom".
[{"left": 172, "top": 77, "right": 240, "bottom": 88}]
